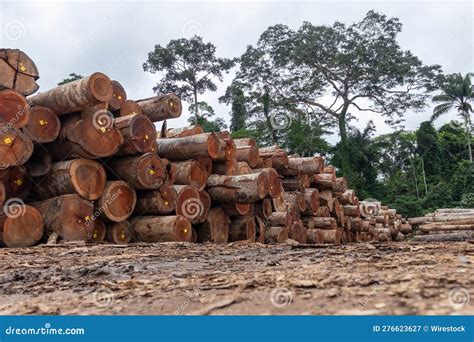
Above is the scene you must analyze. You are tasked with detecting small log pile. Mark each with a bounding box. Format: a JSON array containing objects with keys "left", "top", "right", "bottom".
[
  {"left": 0, "top": 49, "right": 409, "bottom": 248},
  {"left": 409, "top": 208, "right": 474, "bottom": 242}
]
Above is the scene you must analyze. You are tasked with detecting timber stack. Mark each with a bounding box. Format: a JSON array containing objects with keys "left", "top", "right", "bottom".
[
  {"left": 0, "top": 48, "right": 410, "bottom": 248},
  {"left": 409, "top": 208, "right": 474, "bottom": 242}
]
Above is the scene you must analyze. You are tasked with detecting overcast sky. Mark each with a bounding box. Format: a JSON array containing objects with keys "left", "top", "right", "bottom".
[{"left": 1, "top": 0, "right": 472, "bottom": 143}]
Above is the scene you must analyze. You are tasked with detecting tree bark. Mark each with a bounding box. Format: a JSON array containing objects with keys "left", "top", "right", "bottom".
[
  {"left": 0, "top": 123, "right": 33, "bottom": 168},
  {"left": 166, "top": 125, "right": 204, "bottom": 138},
  {"left": 228, "top": 216, "right": 256, "bottom": 242},
  {"left": 108, "top": 80, "right": 127, "bottom": 111},
  {"left": 106, "top": 221, "right": 133, "bottom": 244},
  {"left": 95, "top": 181, "right": 136, "bottom": 222},
  {"left": 29, "top": 194, "right": 94, "bottom": 241},
  {"left": 134, "top": 184, "right": 177, "bottom": 215},
  {"left": 114, "top": 114, "right": 157, "bottom": 156},
  {"left": 265, "top": 226, "right": 288, "bottom": 244},
  {"left": 132, "top": 215, "right": 192, "bottom": 242},
  {"left": 106, "top": 153, "right": 165, "bottom": 190},
  {"left": 207, "top": 173, "right": 268, "bottom": 203},
  {"left": 195, "top": 207, "right": 230, "bottom": 243},
  {"left": 29, "top": 73, "right": 113, "bottom": 114},
  {"left": 117, "top": 100, "right": 143, "bottom": 117},
  {"left": 136, "top": 94, "right": 182, "bottom": 122},
  {"left": 172, "top": 160, "right": 208, "bottom": 191},
  {"left": 156, "top": 133, "right": 221, "bottom": 160}
]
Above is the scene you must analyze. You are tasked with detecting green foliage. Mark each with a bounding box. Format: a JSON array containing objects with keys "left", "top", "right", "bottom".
[
  {"left": 58, "top": 73, "right": 83, "bottom": 85},
  {"left": 186, "top": 101, "right": 227, "bottom": 132},
  {"left": 143, "top": 36, "right": 235, "bottom": 121}
]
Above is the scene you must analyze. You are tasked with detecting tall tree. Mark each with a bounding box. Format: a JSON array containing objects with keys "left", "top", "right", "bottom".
[
  {"left": 431, "top": 73, "right": 474, "bottom": 162},
  {"left": 143, "top": 36, "right": 235, "bottom": 123},
  {"left": 58, "top": 73, "right": 83, "bottom": 85},
  {"left": 220, "top": 84, "right": 247, "bottom": 132},
  {"left": 233, "top": 11, "right": 441, "bottom": 175}
]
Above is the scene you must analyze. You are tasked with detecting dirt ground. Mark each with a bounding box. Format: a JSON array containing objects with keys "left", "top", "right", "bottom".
[{"left": 0, "top": 240, "right": 472, "bottom": 315}]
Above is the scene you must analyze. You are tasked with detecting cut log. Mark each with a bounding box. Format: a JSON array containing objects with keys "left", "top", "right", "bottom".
[
  {"left": 228, "top": 216, "right": 256, "bottom": 242},
  {"left": 166, "top": 125, "right": 204, "bottom": 138},
  {"left": 319, "top": 191, "right": 333, "bottom": 211},
  {"left": 173, "top": 185, "right": 202, "bottom": 223},
  {"left": 265, "top": 226, "right": 288, "bottom": 244},
  {"left": 271, "top": 195, "right": 287, "bottom": 212},
  {"left": 118, "top": 100, "right": 143, "bottom": 117},
  {"left": 172, "top": 160, "right": 208, "bottom": 191},
  {"left": 312, "top": 173, "right": 336, "bottom": 190},
  {"left": 0, "top": 123, "right": 33, "bottom": 168},
  {"left": 132, "top": 215, "right": 192, "bottom": 242},
  {"left": 207, "top": 173, "right": 268, "bottom": 203},
  {"left": 0, "top": 49, "right": 39, "bottom": 96},
  {"left": 106, "top": 221, "right": 132, "bottom": 244},
  {"left": 29, "top": 194, "right": 94, "bottom": 241},
  {"left": 156, "top": 133, "right": 221, "bottom": 160},
  {"left": 197, "top": 190, "right": 211, "bottom": 223},
  {"left": 136, "top": 94, "right": 182, "bottom": 122},
  {"left": 89, "top": 218, "right": 106, "bottom": 242},
  {"left": 343, "top": 205, "right": 360, "bottom": 218},
  {"left": 33, "top": 158, "right": 106, "bottom": 200},
  {"left": 322, "top": 165, "right": 336, "bottom": 176},
  {"left": 302, "top": 217, "right": 337, "bottom": 230},
  {"left": 221, "top": 202, "right": 254, "bottom": 216},
  {"left": 23, "top": 106, "right": 61, "bottom": 143},
  {"left": 195, "top": 207, "right": 230, "bottom": 243},
  {"left": 278, "top": 157, "right": 324, "bottom": 176},
  {"left": 114, "top": 114, "right": 157, "bottom": 155},
  {"left": 316, "top": 206, "right": 331, "bottom": 217},
  {"left": 106, "top": 153, "right": 165, "bottom": 190},
  {"left": 46, "top": 112, "right": 123, "bottom": 159},
  {"left": 0, "top": 89, "right": 30, "bottom": 128},
  {"left": 255, "top": 157, "right": 272, "bottom": 168},
  {"left": 234, "top": 138, "right": 256, "bottom": 147},
  {"left": 307, "top": 229, "right": 318, "bottom": 244},
  {"left": 0, "top": 205, "right": 43, "bottom": 247},
  {"left": 237, "top": 161, "right": 252, "bottom": 175},
  {"left": 108, "top": 80, "right": 127, "bottom": 111},
  {"left": 134, "top": 184, "right": 177, "bottom": 215},
  {"left": 0, "top": 181, "right": 5, "bottom": 207},
  {"left": 0, "top": 165, "right": 32, "bottom": 199},
  {"left": 303, "top": 188, "right": 320, "bottom": 214},
  {"left": 29, "top": 72, "right": 113, "bottom": 114},
  {"left": 24, "top": 146, "right": 52, "bottom": 177},
  {"left": 268, "top": 211, "right": 291, "bottom": 228},
  {"left": 252, "top": 168, "right": 282, "bottom": 198},
  {"left": 196, "top": 156, "right": 212, "bottom": 176},
  {"left": 291, "top": 219, "right": 307, "bottom": 244},
  {"left": 212, "top": 159, "right": 239, "bottom": 175},
  {"left": 420, "top": 224, "right": 474, "bottom": 232},
  {"left": 333, "top": 177, "right": 347, "bottom": 194},
  {"left": 235, "top": 145, "right": 259, "bottom": 167},
  {"left": 281, "top": 177, "right": 304, "bottom": 192},
  {"left": 214, "top": 132, "right": 236, "bottom": 161},
  {"left": 317, "top": 229, "right": 342, "bottom": 244},
  {"left": 254, "top": 198, "right": 273, "bottom": 220},
  {"left": 340, "top": 190, "right": 355, "bottom": 205},
  {"left": 95, "top": 181, "right": 136, "bottom": 222}
]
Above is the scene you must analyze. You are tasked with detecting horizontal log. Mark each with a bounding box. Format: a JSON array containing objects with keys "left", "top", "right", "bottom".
[
  {"left": 166, "top": 125, "right": 204, "bottom": 138},
  {"left": 29, "top": 72, "right": 113, "bottom": 114},
  {"left": 114, "top": 114, "right": 157, "bottom": 155},
  {"left": 108, "top": 80, "right": 127, "bottom": 111},
  {"left": 412, "top": 231, "right": 474, "bottom": 242},
  {"left": 95, "top": 181, "right": 136, "bottom": 222},
  {"left": 156, "top": 133, "right": 221, "bottom": 160},
  {"left": 228, "top": 216, "right": 256, "bottom": 242},
  {"left": 195, "top": 207, "right": 230, "bottom": 243},
  {"left": 0, "top": 205, "right": 43, "bottom": 247},
  {"left": 106, "top": 221, "right": 132, "bottom": 244},
  {"left": 134, "top": 184, "right": 177, "bottom": 215},
  {"left": 0, "top": 123, "right": 34, "bottom": 168},
  {"left": 132, "top": 215, "right": 192, "bottom": 242},
  {"left": 207, "top": 173, "right": 268, "bottom": 203},
  {"left": 172, "top": 160, "right": 208, "bottom": 191},
  {"left": 0, "top": 89, "right": 30, "bottom": 128},
  {"left": 89, "top": 218, "right": 106, "bottom": 242},
  {"left": 118, "top": 100, "right": 143, "bottom": 117},
  {"left": 265, "top": 226, "right": 288, "bottom": 244},
  {"left": 136, "top": 94, "right": 182, "bottom": 122}
]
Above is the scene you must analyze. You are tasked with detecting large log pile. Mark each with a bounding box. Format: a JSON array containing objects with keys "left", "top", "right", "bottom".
[
  {"left": 0, "top": 49, "right": 411, "bottom": 248},
  {"left": 409, "top": 208, "right": 474, "bottom": 242}
]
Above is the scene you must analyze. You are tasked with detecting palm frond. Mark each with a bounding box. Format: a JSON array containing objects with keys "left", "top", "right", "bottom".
[
  {"left": 432, "top": 94, "right": 454, "bottom": 103},
  {"left": 431, "top": 102, "right": 453, "bottom": 121}
]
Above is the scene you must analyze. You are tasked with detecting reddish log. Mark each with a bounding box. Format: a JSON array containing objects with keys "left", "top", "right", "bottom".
[
  {"left": 340, "top": 189, "right": 355, "bottom": 205},
  {"left": 302, "top": 216, "right": 337, "bottom": 230},
  {"left": 114, "top": 114, "right": 157, "bottom": 155},
  {"left": 0, "top": 123, "right": 33, "bottom": 168},
  {"left": 252, "top": 168, "right": 282, "bottom": 198},
  {"left": 172, "top": 160, "right": 208, "bottom": 191},
  {"left": 221, "top": 202, "right": 254, "bottom": 216},
  {"left": 312, "top": 173, "right": 336, "bottom": 190},
  {"left": 24, "top": 146, "right": 52, "bottom": 177},
  {"left": 29, "top": 73, "right": 113, "bottom": 114},
  {"left": 166, "top": 125, "right": 204, "bottom": 138},
  {"left": 278, "top": 156, "right": 324, "bottom": 176},
  {"left": 235, "top": 145, "right": 259, "bottom": 167},
  {"left": 0, "top": 165, "right": 32, "bottom": 199},
  {"left": 132, "top": 215, "right": 192, "bottom": 242},
  {"left": 207, "top": 173, "right": 268, "bottom": 203},
  {"left": 317, "top": 229, "right": 342, "bottom": 244},
  {"left": 0, "top": 89, "right": 30, "bottom": 128},
  {"left": 319, "top": 191, "right": 333, "bottom": 211},
  {"left": 106, "top": 221, "right": 133, "bottom": 244},
  {"left": 195, "top": 207, "right": 230, "bottom": 243},
  {"left": 134, "top": 184, "right": 177, "bottom": 215},
  {"left": 265, "top": 226, "right": 288, "bottom": 244},
  {"left": 108, "top": 80, "right": 127, "bottom": 111},
  {"left": 33, "top": 158, "right": 106, "bottom": 200},
  {"left": 95, "top": 181, "right": 136, "bottom": 222},
  {"left": 156, "top": 133, "right": 221, "bottom": 160},
  {"left": 23, "top": 106, "right": 61, "bottom": 143},
  {"left": 303, "top": 188, "right": 320, "bottom": 214},
  {"left": 343, "top": 205, "right": 360, "bottom": 218},
  {"left": 254, "top": 198, "right": 273, "bottom": 220},
  {"left": 228, "top": 216, "right": 256, "bottom": 242},
  {"left": 268, "top": 211, "right": 291, "bottom": 228},
  {"left": 89, "top": 218, "right": 106, "bottom": 242},
  {"left": 106, "top": 153, "right": 165, "bottom": 190},
  {"left": 136, "top": 94, "right": 182, "bottom": 122},
  {"left": 0, "top": 205, "right": 43, "bottom": 247},
  {"left": 29, "top": 194, "right": 94, "bottom": 241},
  {"left": 173, "top": 185, "right": 202, "bottom": 223},
  {"left": 118, "top": 100, "right": 143, "bottom": 117}
]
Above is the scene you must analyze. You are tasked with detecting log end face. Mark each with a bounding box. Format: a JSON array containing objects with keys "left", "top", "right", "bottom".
[
  {"left": 61, "top": 195, "right": 94, "bottom": 241},
  {"left": 3, "top": 205, "right": 43, "bottom": 247},
  {"left": 175, "top": 216, "right": 192, "bottom": 242},
  {"left": 89, "top": 72, "right": 113, "bottom": 103},
  {"left": 100, "top": 181, "right": 137, "bottom": 222},
  {"left": 137, "top": 154, "right": 165, "bottom": 189},
  {"left": 71, "top": 159, "right": 107, "bottom": 200}
]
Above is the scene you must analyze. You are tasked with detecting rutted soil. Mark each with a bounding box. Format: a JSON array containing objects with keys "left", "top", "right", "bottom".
[{"left": 0, "top": 241, "right": 472, "bottom": 315}]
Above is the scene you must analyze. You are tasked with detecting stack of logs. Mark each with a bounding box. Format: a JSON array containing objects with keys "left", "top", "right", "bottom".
[
  {"left": 409, "top": 208, "right": 474, "bottom": 242},
  {"left": 0, "top": 48, "right": 409, "bottom": 248}
]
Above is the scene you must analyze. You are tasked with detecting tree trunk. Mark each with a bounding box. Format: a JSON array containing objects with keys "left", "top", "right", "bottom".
[
  {"left": 265, "top": 226, "right": 288, "bottom": 244},
  {"left": 95, "top": 181, "right": 136, "bottom": 222},
  {"left": 166, "top": 125, "right": 204, "bottom": 138},
  {"left": 114, "top": 114, "right": 157, "bottom": 156},
  {"left": 206, "top": 173, "right": 268, "bottom": 203},
  {"left": 301, "top": 217, "right": 337, "bottom": 230},
  {"left": 29, "top": 194, "right": 94, "bottom": 241},
  {"left": 23, "top": 106, "right": 61, "bottom": 143},
  {"left": 172, "top": 160, "right": 208, "bottom": 191},
  {"left": 132, "top": 215, "right": 192, "bottom": 242},
  {"left": 0, "top": 123, "right": 33, "bottom": 168},
  {"left": 108, "top": 80, "right": 127, "bottom": 111},
  {"left": 156, "top": 133, "right": 221, "bottom": 160},
  {"left": 106, "top": 153, "right": 165, "bottom": 190},
  {"left": 0, "top": 205, "right": 43, "bottom": 247},
  {"left": 413, "top": 231, "right": 474, "bottom": 242},
  {"left": 195, "top": 207, "right": 230, "bottom": 243},
  {"left": 278, "top": 157, "right": 324, "bottom": 176},
  {"left": 251, "top": 168, "right": 282, "bottom": 198},
  {"left": 228, "top": 216, "right": 256, "bottom": 242},
  {"left": 0, "top": 89, "right": 30, "bottom": 128},
  {"left": 303, "top": 188, "right": 320, "bottom": 214},
  {"left": 136, "top": 94, "right": 182, "bottom": 122},
  {"left": 106, "top": 221, "right": 132, "bottom": 244},
  {"left": 29, "top": 73, "right": 113, "bottom": 114},
  {"left": 117, "top": 100, "right": 143, "bottom": 117},
  {"left": 134, "top": 184, "right": 177, "bottom": 215},
  {"left": 268, "top": 211, "right": 291, "bottom": 227},
  {"left": 254, "top": 198, "right": 272, "bottom": 220},
  {"left": 0, "top": 49, "right": 39, "bottom": 96}
]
